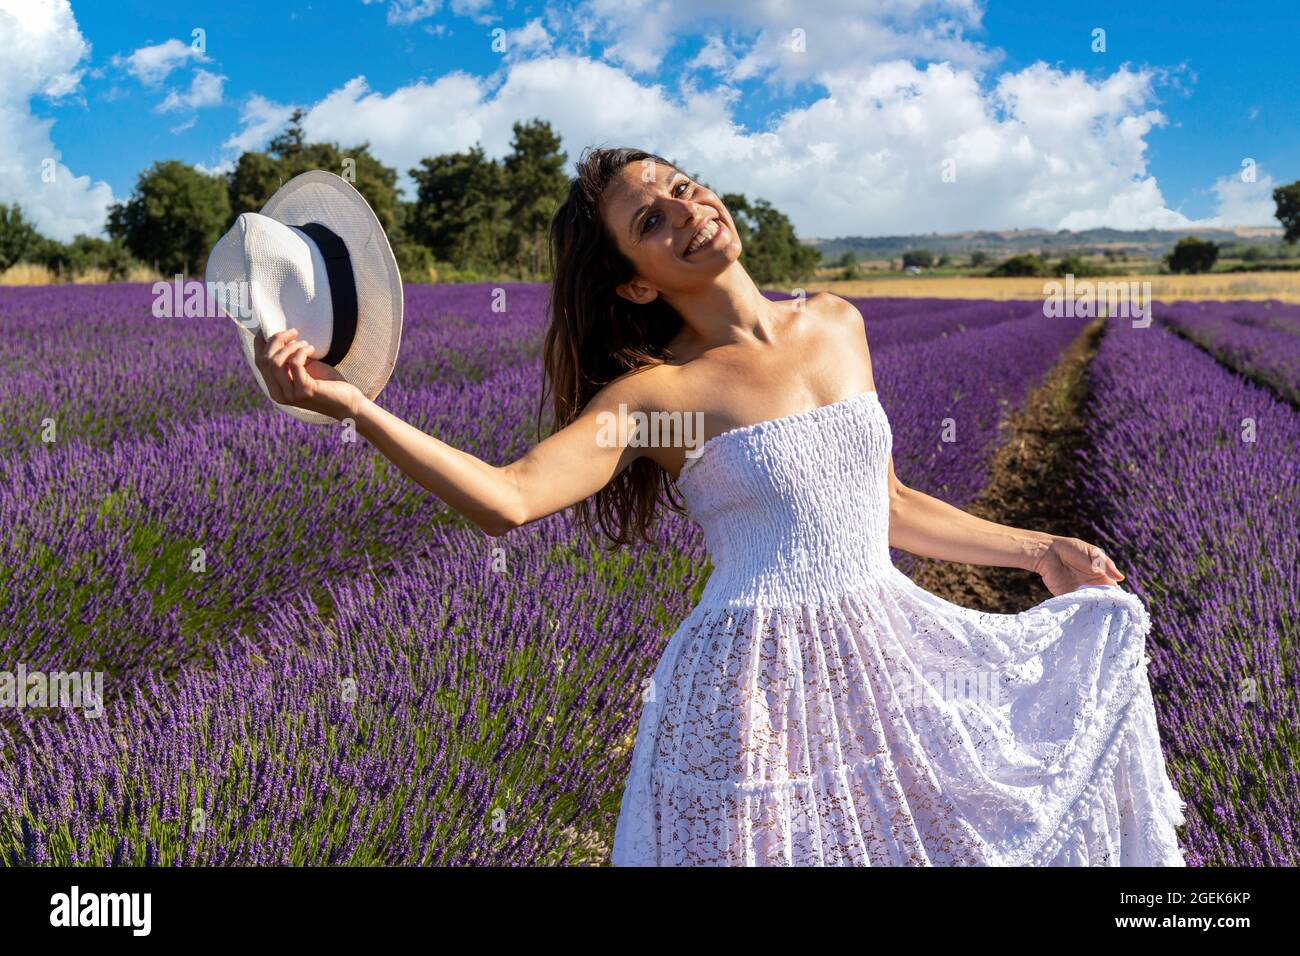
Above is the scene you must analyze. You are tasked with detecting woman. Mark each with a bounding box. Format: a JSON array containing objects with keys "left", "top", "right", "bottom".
[{"left": 253, "top": 146, "right": 1187, "bottom": 867}]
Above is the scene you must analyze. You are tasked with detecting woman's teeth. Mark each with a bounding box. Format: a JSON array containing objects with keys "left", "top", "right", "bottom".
[{"left": 686, "top": 221, "right": 720, "bottom": 255}]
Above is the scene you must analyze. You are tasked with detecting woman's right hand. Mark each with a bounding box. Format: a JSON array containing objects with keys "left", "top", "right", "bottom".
[{"left": 254, "top": 328, "right": 365, "bottom": 420}]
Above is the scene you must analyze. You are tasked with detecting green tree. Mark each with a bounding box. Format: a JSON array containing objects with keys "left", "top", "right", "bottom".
[
  {"left": 407, "top": 145, "right": 508, "bottom": 269},
  {"left": 1053, "top": 255, "right": 1105, "bottom": 277},
  {"left": 500, "top": 120, "right": 569, "bottom": 278},
  {"left": 31, "top": 235, "right": 137, "bottom": 280},
  {"left": 70, "top": 235, "right": 139, "bottom": 279},
  {"left": 107, "top": 160, "right": 231, "bottom": 276},
  {"left": 392, "top": 241, "right": 436, "bottom": 282},
  {"left": 721, "top": 192, "right": 820, "bottom": 284},
  {"left": 1165, "top": 236, "right": 1219, "bottom": 274},
  {"left": 227, "top": 108, "right": 402, "bottom": 234},
  {"left": 987, "top": 253, "right": 1046, "bottom": 277},
  {"left": 0, "top": 203, "right": 41, "bottom": 271},
  {"left": 968, "top": 250, "right": 990, "bottom": 268},
  {"left": 1274, "top": 181, "right": 1300, "bottom": 244},
  {"left": 902, "top": 249, "right": 934, "bottom": 269}
]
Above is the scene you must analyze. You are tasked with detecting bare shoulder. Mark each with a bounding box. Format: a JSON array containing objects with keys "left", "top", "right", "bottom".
[
  {"left": 800, "top": 292, "right": 877, "bottom": 392},
  {"left": 808, "top": 291, "right": 872, "bottom": 352},
  {"left": 580, "top": 351, "right": 733, "bottom": 430},
  {"left": 814, "top": 291, "right": 865, "bottom": 326},
  {"left": 578, "top": 361, "right": 698, "bottom": 475}
]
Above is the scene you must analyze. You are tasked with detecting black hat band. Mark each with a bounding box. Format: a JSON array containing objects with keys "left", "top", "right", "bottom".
[{"left": 294, "top": 221, "right": 358, "bottom": 367}]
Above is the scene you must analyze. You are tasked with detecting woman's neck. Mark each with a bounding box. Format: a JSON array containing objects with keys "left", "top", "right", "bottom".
[{"left": 663, "top": 262, "right": 782, "bottom": 356}]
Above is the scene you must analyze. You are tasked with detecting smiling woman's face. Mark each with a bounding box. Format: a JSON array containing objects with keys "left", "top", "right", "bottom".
[{"left": 600, "top": 160, "right": 741, "bottom": 303}]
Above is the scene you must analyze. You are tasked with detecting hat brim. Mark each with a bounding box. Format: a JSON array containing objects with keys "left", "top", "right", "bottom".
[{"left": 231, "top": 170, "right": 403, "bottom": 425}]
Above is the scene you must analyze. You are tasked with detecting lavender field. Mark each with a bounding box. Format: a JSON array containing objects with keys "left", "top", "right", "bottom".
[
  {"left": 1158, "top": 300, "right": 1300, "bottom": 405},
  {"left": 1078, "top": 314, "right": 1300, "bottom": 865},
  {"left": 0, "top": 285, "right": 1294, "bottom": 865}
]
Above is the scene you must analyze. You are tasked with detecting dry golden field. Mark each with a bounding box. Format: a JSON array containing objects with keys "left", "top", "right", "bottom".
[
  {"left": 803, "top": 272, "right": 1300, "bottom": 302},
  {"left": 0, "top": 263, "right": 161, "bottom": 285},
  {"left": 5, "top": 263, "right": 1300, "bottom": 301}
]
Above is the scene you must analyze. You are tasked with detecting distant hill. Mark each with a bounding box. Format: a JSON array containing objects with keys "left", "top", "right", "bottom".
[{"left": 805, "top": 226, "right": 1287, "bottom": 262}]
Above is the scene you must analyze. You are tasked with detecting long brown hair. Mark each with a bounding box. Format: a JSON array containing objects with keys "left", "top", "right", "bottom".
[{"left": 539, "top": 146, "right": 690, "bottom": 549}]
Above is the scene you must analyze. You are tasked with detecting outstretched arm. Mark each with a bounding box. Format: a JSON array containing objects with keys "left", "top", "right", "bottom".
[
  {"left": 826, "top": 295, "right": 1125, "bottom": 596},
  {"left": 349, "top": 389, "right": 642, "bottom": 536},
  {"left": 348, "top": 398, "right": 521, "bottom": 536},
  {"left": 886, "top": 457, "right": 1126, "bottom": 594},
  {"left": 255, "top": 328, "right": 647, "bottom": 537}
]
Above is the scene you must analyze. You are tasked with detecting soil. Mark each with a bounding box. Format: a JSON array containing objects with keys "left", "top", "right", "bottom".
[{"left": 908, "top": 317, "right": 1108, "bottom": 614}]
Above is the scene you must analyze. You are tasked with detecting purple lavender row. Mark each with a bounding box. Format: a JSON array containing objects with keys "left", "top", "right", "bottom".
[
  {"left": 848, "top": 297, "right": 973, "bottom": 319},
  {"left": 1207, "top": 299, "right": 1300, "bottom": 337},
  {"left": 0, "top": 293, "right": 1069, "bottom": 676},
  {"left": 0, "top": 285, "right": 1035, "bottom": 457},
  {"left": 755, "top": 291, "right": 970, "bottom": 319},
  {"left": 1158, "top": 300, "right": 1300, "bottom": 405},
  {"left": 0, "top": 509, "right": 708, "bottom": 865},
  {"left": 881, "top": 308, "right": 1092, "bottom": 575},
  {"left": 0, "top": 361, "right": 553, "bottom": 681},
  {"left": 0, "top": 292, "right": 1076, "bottom": 681},
  {"left": 0, "top": 283, "right": 550, "bottom": 454},
  {"left": 1076, "top": 317, "right": 1300, "bottom": 866},
  {"left": 0, "top": 294, "right": 1090, "bottom": 865},
  {"left": 862, "top": 299, "right": 1046, "bottom": 350}
]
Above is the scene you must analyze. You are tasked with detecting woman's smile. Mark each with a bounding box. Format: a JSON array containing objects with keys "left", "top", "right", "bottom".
[{"left": 683, "top": 219, "right": 727, "bottom": 258}]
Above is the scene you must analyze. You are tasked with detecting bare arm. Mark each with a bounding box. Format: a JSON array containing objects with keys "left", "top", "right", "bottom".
[
  {"left": 255, "top": 328, "right": 649, "bottom": 537},
  {"left": 350, "top": 383, "right": 645, "bottom": 536},
  {"left": 885, "top": 461, "right": 1124, "bottom": 592},
  {"left": 885, "top": 457, "right": 1052, "bottom": 571},
  {"left": 349, "top": 397, "right": 520, "bottom": 535},
  {"left": 827, "top": 297, "right": 1125, "bottom": 593}
]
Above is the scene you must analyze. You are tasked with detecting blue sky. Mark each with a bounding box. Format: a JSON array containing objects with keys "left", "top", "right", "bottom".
[{"left": 5, "top": 0, "right": 1297, "bottom": 242}]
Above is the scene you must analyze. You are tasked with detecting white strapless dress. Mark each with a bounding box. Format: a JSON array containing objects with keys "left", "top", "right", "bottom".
[{"left": 610, "top": 390, "right": 1187, "bottom": 866}]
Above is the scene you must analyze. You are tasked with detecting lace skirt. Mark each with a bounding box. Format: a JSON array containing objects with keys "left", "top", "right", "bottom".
[{"left": 610, "top": 566, "right": 1187, "bottom": 866}]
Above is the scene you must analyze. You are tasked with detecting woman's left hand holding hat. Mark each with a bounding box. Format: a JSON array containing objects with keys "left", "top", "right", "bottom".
[{"left": 254, "top": 328, "right": 365, "bottom": 421}]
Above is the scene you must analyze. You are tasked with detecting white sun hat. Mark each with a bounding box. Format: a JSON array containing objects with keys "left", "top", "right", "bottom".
[{"left": 204, "top": 169, "right": 403, "bottom": 424}]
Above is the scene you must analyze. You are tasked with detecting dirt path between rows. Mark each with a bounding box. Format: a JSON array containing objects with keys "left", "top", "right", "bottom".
[{"left": 907, "top": 316, "right": 1109, "bottom": 614}]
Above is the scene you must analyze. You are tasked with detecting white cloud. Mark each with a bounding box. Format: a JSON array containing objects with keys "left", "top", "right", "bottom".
[
  {"left": 299, "top": 72, "right": 489, "bottom": 183},
  {"left": 576, "top": 0, "right": 994, "bottom": 80},
  {"left": 193, "top": 158, "right": 235, "bottom": 177},
  {"left": 386, "top": 0, "right": 440, "bottom": 25},
  {"left": 581, "top": 0, "right": 680, "bottom": 74},
  {"left": 264, "top": 56, "right": 736, "bottom": 197},
  {"left": 112, "top": 37, "right": 208, "bottom": 87},
  {"left": 1205, "top": 169, "right": 1278, "bottom": 227},
  {"left": 750, "top": 59, "right": 1195, "bottom": 233},
  {"left": 0, "top": 0, "right": 87, "bottom": 95},
  {"left": 370, "top": 0, "right": 498, "bottom": 26},
  {"left": 502, "top": 18, "right": 554, "bottom": 59},
  {"left": 212, "top": 2, "right": 1233, "bottom": 234},
  {"left": 239, "top": 50, "right": 1193, "bottom": 233},
  {"left": 219, "top": 93, "right": 297, "bottom": 155},
  {"left": 450, "top": 0, "right": 496, "bottom": 20},
  {"left": 686, "top": 34, "right": 733, "bottom": 73},
  {"left": 156, "top": 68, "right": 225, "bottom": 113},
  {"left": 0, "top": 0, "right": 114, "bottom": 241}
]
